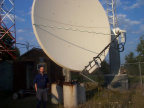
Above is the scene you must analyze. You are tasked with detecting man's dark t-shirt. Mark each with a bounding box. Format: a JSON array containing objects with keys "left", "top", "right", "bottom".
[{"left": 34, "top": 73, "right": 49, "bottom": 88}]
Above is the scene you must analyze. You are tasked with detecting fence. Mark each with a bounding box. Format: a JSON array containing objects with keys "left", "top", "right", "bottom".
[{"left": 121, "top": 62, "right": 144, "bottom": 88}]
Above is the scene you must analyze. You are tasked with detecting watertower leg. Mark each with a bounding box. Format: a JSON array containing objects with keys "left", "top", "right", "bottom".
[
  {"left": 62, "top": 68, "right": 78, "bottom": 108},
  {"left": 63, "top": 84, "right": 78, "bottom": 108},
  {"left": 62, "top": 68, "right": 71, "bottom": 82}
]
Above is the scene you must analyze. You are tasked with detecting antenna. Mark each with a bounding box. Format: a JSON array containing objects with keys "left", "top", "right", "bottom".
[
  {"left": 0, "top": 0, "right": 16, "bottom": 61},
  {"left": 32, "top": 1, "right": 128, "bottom": 106},
  {"left": 107, "top": 0, "right": 120, "bottom": 74},
  {"left": 107, "top": 0, "right": 126, "bottom": 74},
  {"left": 107, "top": 0, "right": 118, "bottom": 28},
  {"left": 32, "top": 0, "right": 111, "bottom": 71}
]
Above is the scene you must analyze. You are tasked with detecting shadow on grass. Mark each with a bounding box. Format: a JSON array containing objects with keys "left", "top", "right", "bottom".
[{"left": 0, "top": 91, "right": 62, "bottom": 108}]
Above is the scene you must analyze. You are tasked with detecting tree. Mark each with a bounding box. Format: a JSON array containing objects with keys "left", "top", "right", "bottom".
[
  {"left": 125, "top": 35, "right": 144, "bottom": 63},
  {"left": 136, "top": 35, "right": 144, "bottom": 61},
  {"left": 125, "top": 52, "right": 137, "bottom": 63},
  {"left": 0, "top": 27, "right": 20, "bottom": 60},
  {"left": 124, "top": 52, "right": 139, "bottom": 75},
  {"left": 124, "top": 35, "right": 144, "bottom": 75}
]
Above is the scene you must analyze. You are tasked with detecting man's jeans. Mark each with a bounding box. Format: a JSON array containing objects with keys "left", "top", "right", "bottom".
[{"left": 36, "top": 88, "right": 48, "bottom": 108}]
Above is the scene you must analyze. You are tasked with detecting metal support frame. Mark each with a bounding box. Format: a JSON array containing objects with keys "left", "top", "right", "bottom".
[
  {"left": 0, "top": 0, "right": 16, "bottom": 61},
  {"left": 80, "top": 33, "right": 120, "bottom": 82},
  {"left": 107, "top": 0, "right": 121, "bottom": 75},
  {"left": 107, "top": 0, "right": 118, "bottom": 28},
  {"left": 79, "top": 0, "right": 122, "bottom": 81}
]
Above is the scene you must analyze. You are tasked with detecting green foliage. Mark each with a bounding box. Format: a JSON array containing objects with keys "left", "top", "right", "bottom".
[
  {"left": 0, "top": 27, "right": 20, "bottom": 60},
  {"left": 15, "top": 47, "right": 20, "bottom": 58},
  {"left": 125, "top": 52, "right": 137, "bottom": 63},
  {"left": 79, "top": 87, "right": 144, "bottom": 108},
  {"left": 124, "top": 52, "right": 139, "bottom": 75},
  {"left": 128, "top": 75, "right": 144, "bottom": 86},
  {"left": 125, "top": 35, "right": 144, "bottom": 63},
  {"left": 124, "top": 35, "right": 144, "bottom": 75},
  {"left": 136, "top": 35, "right": 144, "bottom": 61},
  {"left": 124, "top": 64, "right": 139, "bottom": 75}
]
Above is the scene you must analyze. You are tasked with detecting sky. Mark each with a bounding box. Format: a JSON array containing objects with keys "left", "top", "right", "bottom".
[{"left": 11, "top": 0, "right": 144, "bottom": 64}]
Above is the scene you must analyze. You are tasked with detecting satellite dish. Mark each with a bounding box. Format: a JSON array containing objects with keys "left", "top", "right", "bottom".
[{"left": 32, "top": 0, "right": 111, "bottom": 71}]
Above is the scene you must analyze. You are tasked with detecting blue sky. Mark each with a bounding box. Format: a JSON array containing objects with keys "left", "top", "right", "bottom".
[{"left": 14, "top": 0, "right": 144, "bottom": 63}]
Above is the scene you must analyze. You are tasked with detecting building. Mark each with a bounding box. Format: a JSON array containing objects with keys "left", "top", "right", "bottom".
[
  {"left": 13, "top": 48, "right": 63, "bottom": 91},
  {"left": 0, "top": 60, "right": 13, "bottom": 91}
]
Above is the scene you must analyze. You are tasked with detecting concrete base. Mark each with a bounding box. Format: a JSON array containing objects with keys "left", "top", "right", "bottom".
[
  {"left": 51, "top": 84, "right": 63, "bottom": 104},
  {"left": 63, "top": 84, "right": 78, "bottom": 108},
  {"left": 77, "top": 83, "right": 86, "bottom": 104},
  {"left": 104, "top": 74, "right": 128, "bottom": 91},
  {"left": 51, "top": 83, "right": 86, "bottom": 107}
]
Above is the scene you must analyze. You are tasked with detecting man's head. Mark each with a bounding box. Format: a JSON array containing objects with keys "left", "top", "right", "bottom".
[{"left": 39, "top": 66, "right": 44, "bottom": 74}]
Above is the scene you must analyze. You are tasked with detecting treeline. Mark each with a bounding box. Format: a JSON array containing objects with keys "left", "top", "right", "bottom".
[{"left": 124, "top": 35, "right": 144, "bottom": 75}]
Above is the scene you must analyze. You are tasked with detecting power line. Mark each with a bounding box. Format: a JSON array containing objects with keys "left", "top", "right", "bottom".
[
  {"left": 16, "top": 42, "right": 40, "bottom": 51},
  {"left": 121, "top": 62, "right": 144, "bottom": 65}
]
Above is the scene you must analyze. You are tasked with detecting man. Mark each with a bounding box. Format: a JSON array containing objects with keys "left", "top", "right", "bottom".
[{"left": 34, "top": 66, "right": 49, "bottom": 108}]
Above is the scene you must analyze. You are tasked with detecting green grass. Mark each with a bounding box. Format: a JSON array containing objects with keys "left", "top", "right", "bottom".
[
  {"left": 0, "top": 92, "right": 60, "bottom": 108},
  {"left": 79, "top": 86, "right": 144, "bottom": 108},
  {"left": 128, "top": 75, "right": 144, "bottom": 89},
  {"left": 1, "top": 85, "right": 144, "bottom": 108}
]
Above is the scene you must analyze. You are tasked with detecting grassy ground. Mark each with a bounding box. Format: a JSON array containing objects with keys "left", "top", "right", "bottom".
[
  {"left": 0, "top": 91, "right": 60, "bottom": 108},
  {"left": 80, "top": 86, "right": 144, "bottom": 108},
  {"left": 1, "top": 86, "right": 144, "bottom": 108}
]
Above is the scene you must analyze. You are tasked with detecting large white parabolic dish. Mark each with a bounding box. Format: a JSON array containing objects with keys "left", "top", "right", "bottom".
[{"left": 32, "top": 0, "right": 111, "bottom": 71}]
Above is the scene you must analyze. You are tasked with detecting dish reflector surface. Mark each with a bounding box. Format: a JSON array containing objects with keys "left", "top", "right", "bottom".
[{"left": 32, "top": 0, "right": 111, "bottom": 71}]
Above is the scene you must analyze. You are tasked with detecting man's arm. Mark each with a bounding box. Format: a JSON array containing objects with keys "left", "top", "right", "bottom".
[
  {"left": 34, "top": 74, "right": 38, "bottom": 92},
  {"left": 35, "top": 83, "right": 37, "bottom": 92},
  {"left": 46, "top": 75, "right": 49, "bottom": 89}
]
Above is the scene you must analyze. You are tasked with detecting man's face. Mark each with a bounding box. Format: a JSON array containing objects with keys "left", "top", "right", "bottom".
[{"left": 39, "top": 67, "right": 44, "bottom": 74}]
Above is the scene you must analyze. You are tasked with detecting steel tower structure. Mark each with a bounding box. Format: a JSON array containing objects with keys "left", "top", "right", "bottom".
[
  {"left": 107, "top": 0, "right": 120, "bottom": 74},
  {"left": 107, "top": 0, "right": 118, "bottom": 28},
  {"left": 0, "top": 0, "right": 16, "bottom": 61}
]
